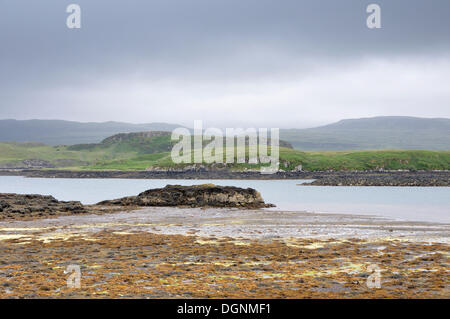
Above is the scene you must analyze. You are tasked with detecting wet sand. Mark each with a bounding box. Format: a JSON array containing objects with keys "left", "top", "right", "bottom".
[
  {"left": 1, "top": 207, "right": 448, "bottom": 242},
  {"left": 0, "top": 208, "right": 449, "bottom": 298}
]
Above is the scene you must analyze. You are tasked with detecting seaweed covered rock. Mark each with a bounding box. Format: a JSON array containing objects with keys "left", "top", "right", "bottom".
[
  {"left": 98, "top": 184, "right": 274, "bottom": 208},
  {"left": 0, "top": 193, "right": 86, "bottom": 219}
]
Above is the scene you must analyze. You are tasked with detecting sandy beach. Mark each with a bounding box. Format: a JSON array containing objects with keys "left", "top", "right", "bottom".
[{"left": 0, "top": 208, "right": 448, "bottom": 298}]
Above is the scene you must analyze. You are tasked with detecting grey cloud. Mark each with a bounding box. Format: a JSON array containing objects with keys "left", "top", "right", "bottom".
[{"left": 0, "top": 0, "right": 449, "bottom": 126}]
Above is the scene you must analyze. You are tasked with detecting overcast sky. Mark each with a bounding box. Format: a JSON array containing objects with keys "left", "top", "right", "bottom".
[{"left": 1, "top": 0, "right": 449, "bottom": 128}]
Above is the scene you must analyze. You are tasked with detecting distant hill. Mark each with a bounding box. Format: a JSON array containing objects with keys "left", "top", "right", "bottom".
[
  {"left": 1, "top": 117, "right": 449, "bottom": 150},
  {"left": 67, "top": 131, "right": 176, "bottom": 154},
  {"left": 281, "top": 117, "right": 450, "bottom": 151},
  {"left": 68, "top": 131, "right": 293, "bottom": 154},
  {"left": 0, "top": 119, "right": 184, "bottom": 145}
]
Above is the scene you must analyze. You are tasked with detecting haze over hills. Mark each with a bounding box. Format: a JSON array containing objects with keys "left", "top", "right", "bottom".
[
  {"left": 281, "top": 117, "right": 450, "bottom": 151},
  {"left": 0, "top": 119, "right": 183, "bottom": 146},
  {"left": 0, "top": 116, "right": 449, "bottom": 150}
]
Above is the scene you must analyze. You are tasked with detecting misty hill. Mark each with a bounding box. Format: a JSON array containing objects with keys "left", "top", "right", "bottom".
[
  {"left": 281, "top": 117, "right": 450, "bottom": 151},
  {"left": 1, "top": 117, "right": 449, "bottom": 150},
  {"left": 0, "top": 119, "right": 183, "bottom": 145},
  {"left": 68, "top": 131, "right": 176, "bottom": 154}
]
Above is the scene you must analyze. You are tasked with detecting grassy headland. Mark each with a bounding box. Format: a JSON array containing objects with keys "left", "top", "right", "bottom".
[{"left": 0, "top": 132, "right": 449, "bottom": 172}]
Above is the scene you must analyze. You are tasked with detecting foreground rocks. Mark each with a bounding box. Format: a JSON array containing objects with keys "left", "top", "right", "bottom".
[
  {"left": 98, "top": 184, "right": 274, "bottom": 208},
  {"left": 0, "top": 194, "right": 130, "bottom": 221},
  {"left": 0, "top": 184, "right": 272, "bottom": 220},
  {"left": 0, "top": 194, "right": 86, "bottom": 220}
]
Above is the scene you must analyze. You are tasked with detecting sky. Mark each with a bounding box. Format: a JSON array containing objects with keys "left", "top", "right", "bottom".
[{"left": 1, "top": 0, "right": 449, "bottom": 128}]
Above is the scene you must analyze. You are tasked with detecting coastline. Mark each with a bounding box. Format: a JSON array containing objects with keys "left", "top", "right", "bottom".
[{"left": 1, "top": 169, "right": 449, "bottom": 186}]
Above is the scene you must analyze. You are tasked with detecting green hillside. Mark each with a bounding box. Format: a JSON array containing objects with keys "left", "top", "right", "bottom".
[
  {"left": 67, "top": 131, "right": 176, "bottom": 154},
  {"left": 276, "top": 149, "right": 450, "bottom": 171},
  {"left": 0, "top": 131, "right": 449, "bottom": 171}
]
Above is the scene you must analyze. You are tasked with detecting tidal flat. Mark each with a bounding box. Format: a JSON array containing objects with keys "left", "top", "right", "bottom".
[{"left": 0, "top": 208, "right": 448, "bottom": 298}]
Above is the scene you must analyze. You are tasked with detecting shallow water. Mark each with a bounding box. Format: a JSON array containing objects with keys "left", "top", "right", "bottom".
[{"left": 0, "top": 176, "right": 449, "bottom": 223}]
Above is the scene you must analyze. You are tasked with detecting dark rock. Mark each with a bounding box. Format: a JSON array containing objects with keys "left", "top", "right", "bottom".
[
  {"left": 0, "top": 193, "right": 89, "bottom": 220},
  {"left": 98, "top": 184, "right": 274, "bottom": 209},
  {"left": 0, "top": 200, "right": 10, "bottom": 211}
]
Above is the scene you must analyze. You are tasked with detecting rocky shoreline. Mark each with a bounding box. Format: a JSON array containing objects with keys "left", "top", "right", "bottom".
[
  {"left": 300, "top": 171, "right": 450, "bottom": 186},
  {"left": 0, "top": 184, "right": 273, "bottom": 220},
  {"left": 0, "top": 193, "right": 131, "bottom": 221},
  {"left": 1, "top": 169, "right": 449, "bottom": 186}
]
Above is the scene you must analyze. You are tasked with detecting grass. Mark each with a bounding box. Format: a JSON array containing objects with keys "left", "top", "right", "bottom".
[
  {"left": 278, "top": 148, "right": 450, "bottom": 171},
  {"left": 86, "top": 153, "right": 170, "bottom": 170},
  {"left": 73, "top": 148, "right": 450, "bottom": 172},
  {"left": 1, "top": 141, "right": 449, "bottom": 172},
  {"left": 0, "top": 142, "right": 137, "bottom": 168}
]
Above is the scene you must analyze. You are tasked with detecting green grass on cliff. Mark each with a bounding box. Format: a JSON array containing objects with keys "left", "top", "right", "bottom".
[{"left": 1, "top": 140, "right": 449, "bottom": 172}]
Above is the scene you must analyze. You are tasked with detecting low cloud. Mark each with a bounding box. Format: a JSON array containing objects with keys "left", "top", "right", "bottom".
[{"left": 1, "top": 0, "right": 449, "bottom": 127}]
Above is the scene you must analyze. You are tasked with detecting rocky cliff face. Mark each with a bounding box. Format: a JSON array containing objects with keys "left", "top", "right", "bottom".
[{"left": 98, "top": 184, "right": 274, "bottom": 209}]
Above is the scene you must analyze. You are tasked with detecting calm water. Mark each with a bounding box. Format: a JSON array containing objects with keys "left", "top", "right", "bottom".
[{"left": 0, "top": 176, "right": 449, "bottom": 223}]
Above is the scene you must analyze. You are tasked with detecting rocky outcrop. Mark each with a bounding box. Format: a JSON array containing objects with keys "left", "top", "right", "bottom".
[
  {"left": 0, "top": 185, "right": 273, "bottom": 220},
  {"left": 301, "top": 171, "right": 450, "bottom": 186},
  {"left": 98, "top": 184, "right": 274, "bottom": 208},
  {"left": 0, "top": 193, "right": 86, "bottom": 219}
]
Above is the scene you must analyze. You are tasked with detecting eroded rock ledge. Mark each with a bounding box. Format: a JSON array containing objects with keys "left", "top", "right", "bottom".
[
  {"left": 0, "top": 193, "right": 86, "bottom": 219},
  {"left": 98, "top": 184, "right": 274, "bottom": 209},
  {"left": 0, "top": 185, "right": 272, "bottom": 220}
]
